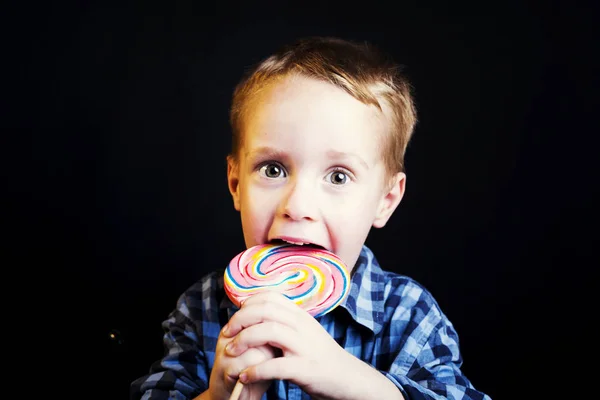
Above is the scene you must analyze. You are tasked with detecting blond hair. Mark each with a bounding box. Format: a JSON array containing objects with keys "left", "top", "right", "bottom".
[{"left": 229, "top": 36, "right": 417, "bottom": 177}]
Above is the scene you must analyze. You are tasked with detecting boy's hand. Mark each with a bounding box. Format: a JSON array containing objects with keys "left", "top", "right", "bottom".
[
  {"left": 223, "top": 292, "right": 366, "bottom": 400},
  {"left": 208, "top": 324, "right": 277, "bottom": 400}
]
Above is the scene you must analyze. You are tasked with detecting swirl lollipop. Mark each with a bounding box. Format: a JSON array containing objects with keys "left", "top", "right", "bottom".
[
  {"left": 224, "top": 243, "right": 350, "bottom": 317},
  {"left": 224, "top": 243, "right": 351, "bottom": 400}
]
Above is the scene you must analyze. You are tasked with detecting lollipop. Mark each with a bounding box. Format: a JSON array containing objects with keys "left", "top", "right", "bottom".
[
  {"left": 225, "top": 243, "right": 351, "bottom": 400},
  {"left": 224, "top": 243, "right": 350, "bottom": 317}
]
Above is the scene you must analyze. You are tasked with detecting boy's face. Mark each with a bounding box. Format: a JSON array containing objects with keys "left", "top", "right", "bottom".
[{"left": 227, "top": 75, "right": 405, "bottom": 272}]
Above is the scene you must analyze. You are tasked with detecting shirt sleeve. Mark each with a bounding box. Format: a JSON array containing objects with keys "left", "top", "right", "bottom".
[
  {"left": 130, "top": 290, "right": 211, "bottom": 400},
  {"left": 383, "top": 315, "right": 492, "bottom": 400}
]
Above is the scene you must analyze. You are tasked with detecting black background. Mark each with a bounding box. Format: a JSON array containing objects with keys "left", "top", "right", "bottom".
[{"left": 5, "top": 0, "right": 598, "bottom": 399}]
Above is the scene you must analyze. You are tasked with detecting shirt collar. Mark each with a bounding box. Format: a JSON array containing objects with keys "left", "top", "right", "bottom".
[{"left": 219, "top": 245, "right": 386, "bottom": 335}]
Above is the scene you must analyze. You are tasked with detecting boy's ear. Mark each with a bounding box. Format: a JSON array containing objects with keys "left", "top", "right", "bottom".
[
  {"left": 373, "top": 172, "right": 406, "bottom": 228},
  {"left": 227, "top": 155, "right": 241, "bottom": 211}
]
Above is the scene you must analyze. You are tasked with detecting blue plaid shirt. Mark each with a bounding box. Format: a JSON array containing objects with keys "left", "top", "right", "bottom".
[{"left": 131, "top": 245, "right": 491, "bottom": 400}]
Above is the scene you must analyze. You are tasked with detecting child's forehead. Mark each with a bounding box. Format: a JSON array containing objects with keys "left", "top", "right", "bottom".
[
  {"left": 249, "top": 76, "right": 388, "bottom": 134},
  {"left": 238, "top": 75, "right": 391, "bottom": 166}
]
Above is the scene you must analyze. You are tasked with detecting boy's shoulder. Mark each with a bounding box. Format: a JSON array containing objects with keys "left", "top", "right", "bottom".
[
  {"left": 174, "top": 268, "right": 227, "bottom": 309},
  {"left": 344, "top": 246, "right": 452, "bottom": 336},
  {"left": 380, "top": 269, "right": 443, "bottom": 315},
  {"left": 362, "top": 247, "right": 446, "bottom": 322}
]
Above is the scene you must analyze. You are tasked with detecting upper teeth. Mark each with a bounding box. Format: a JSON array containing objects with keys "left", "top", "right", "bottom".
[{"left": 284, "top": 240, "right": 308, "bottom": 245}]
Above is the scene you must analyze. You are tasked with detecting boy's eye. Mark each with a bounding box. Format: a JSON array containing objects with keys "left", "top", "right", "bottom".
[
  {"left": 328, "top": 170, "right": 348, "bottom": 185},
  {"left": 259, "top": 163, "right": 286, "bottom": 178}
]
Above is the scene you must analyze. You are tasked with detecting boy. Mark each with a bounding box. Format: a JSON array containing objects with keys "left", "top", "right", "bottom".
[{"left": 131, "top": 37, "right": 491, "bottom": 400}]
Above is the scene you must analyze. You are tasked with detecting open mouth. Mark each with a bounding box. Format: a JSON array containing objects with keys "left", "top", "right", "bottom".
[{"left": 268, "top": 238, "right": 327, "bottom": 251}]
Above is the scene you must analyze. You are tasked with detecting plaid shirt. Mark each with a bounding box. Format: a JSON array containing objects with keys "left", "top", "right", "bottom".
[{"left": 131, "top": 245, "right": 491, "bottom": 400}]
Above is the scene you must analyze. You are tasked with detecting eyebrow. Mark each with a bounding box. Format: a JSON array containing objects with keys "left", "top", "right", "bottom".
[
  {"left": 245, "top": 147, "right": 370, "bottom": 170},
  {"left": 245, "top": 147, "right": 289, "bottom": 162},
  {"left": 326, "top": 150, "right": 370, "bottom": 170}
]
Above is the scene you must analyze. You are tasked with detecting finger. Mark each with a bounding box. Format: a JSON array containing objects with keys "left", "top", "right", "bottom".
[
  {"left": 224, "top": 300, "right": 303, "bottom": 337},
  {"left": 226, "top": 321, "right": 303, "bottom": 357},
  {"left": 216, "top": 327, "right": 234, "bottom": 352},
  {"left": 241, "top": 291, "right": 302, "bottom": 310},
  {"left": 223, "top": 345, "right": 277, "bottom": 386},
  {"left": 240, "top": 356, "right": 320, "bottom": 385}
]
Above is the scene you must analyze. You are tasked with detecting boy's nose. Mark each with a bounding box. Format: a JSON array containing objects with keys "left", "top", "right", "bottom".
[{"left": 280, "top": 180, "right": 318, "bottom": 221}]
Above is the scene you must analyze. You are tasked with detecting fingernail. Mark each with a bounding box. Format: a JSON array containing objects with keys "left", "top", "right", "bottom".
[
  {"left": 225, "top": 342, "right": 235, "bottom": 354},
  {"left": 239, "top": 372, "right": 248, "bottom": 383},
  {"left": 222, "top": 324, "right": 230, "bottom": 336}
]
